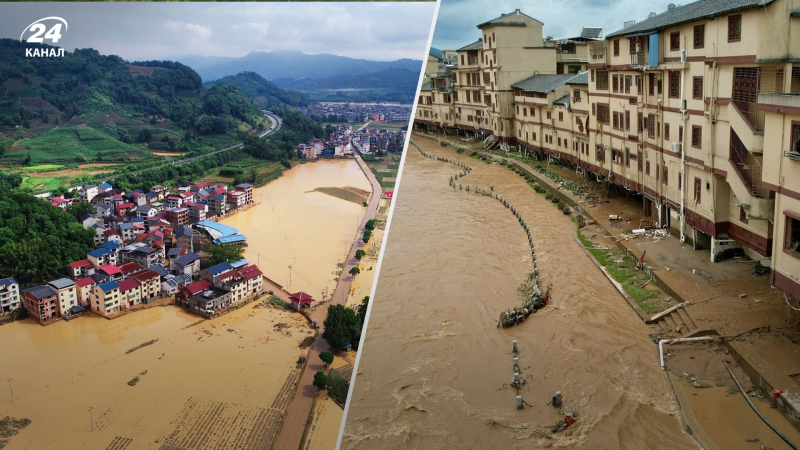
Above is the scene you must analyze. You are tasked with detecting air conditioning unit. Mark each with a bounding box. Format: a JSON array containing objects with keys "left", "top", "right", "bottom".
[{"left": 671, "top": 142, "right": 682, "bottom": 153}]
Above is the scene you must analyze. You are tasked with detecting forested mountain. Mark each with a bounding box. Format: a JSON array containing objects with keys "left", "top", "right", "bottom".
[
  {"left": 180, "top": 50, "right": 422, "bottom": 81},
  {"left": 273, "top": 68, "right": 419, "bottom": 92},
  {"left": 209, "top": 72, "right": 311, "bottom": 108},
  {"left": 0, "top": 39, "right": 266, "bottom": 166}
]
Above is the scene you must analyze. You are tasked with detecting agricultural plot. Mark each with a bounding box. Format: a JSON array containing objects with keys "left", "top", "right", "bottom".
[
  {"left": 365, "top": 157, "right": 398, "bottom": 191},
  {"left": 8, "top": 126, "right": 149, "bottom": 164}
]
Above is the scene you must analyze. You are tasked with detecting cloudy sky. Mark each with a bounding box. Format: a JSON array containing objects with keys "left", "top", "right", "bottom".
[
  {"left": 0, "top": 2, "right": 437, "bottom": 61},
  {"left": 431, "top": 0, "right": 677, "bottom": 50}
]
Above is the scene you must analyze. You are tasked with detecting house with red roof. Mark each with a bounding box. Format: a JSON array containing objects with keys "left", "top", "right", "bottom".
[
  {"left": 130, "top": 269, "right": 161, "bottom": 303},
  {"left": 74, "top": 277, "right": 96, "bottom": 307},
  {"left": 289, "top": 292, "right": 314, "bottom": 310},
  {"left": 118, "top": 278, "right": 142, "bottom": 309},
  {"left": 117, "top": 202, "right": 135, "bottom": 217},
  {"left": 50, "top": 196, "right": 71, "bottom": 210},
  {"left": 69, "top": 259, "right": 95, "bottom": 279},
  {"left": 96, "top": 264, "right": 123, "bottom": 282}
]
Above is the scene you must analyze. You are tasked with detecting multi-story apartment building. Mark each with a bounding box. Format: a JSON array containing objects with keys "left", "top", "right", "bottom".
[
  {"left": 414, "top": 1, "right": 800, "bottom": 302},
  {"left": 207, "top": 194, "right": 227, "bottom": 217},
  {"left": 75, "top": 277, "right": 96, "bottom": 308},
  {"left": 117, "top": 278, "right": 142, "bottom": 310},
  {"left": 90, "top": 281, "right": 121, "bottom": 317},
  {"left": 235, "top": 183, "right": 254, "bottom": 205},
  {"left": 23, "top": 285, "right": 59, "bottom": 325},
  {"left": 131, "top": 269, "right": 161, "bottom": 304},
  {"left": 48, "top": 278, "right": 77, "bottom": 317},
  {"left": 0, "top": 277, "right": 20, "bottom": 315},
  {"left": 165, "top": 207, "right": 188, "bottom": 229}
]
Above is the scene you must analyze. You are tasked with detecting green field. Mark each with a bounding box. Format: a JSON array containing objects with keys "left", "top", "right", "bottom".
[
  {"left": 8, "top": 126, "right": 147, "bottom": 165},
  {"left": 20, "top": 164, "right": 65, "bottom": 172}
]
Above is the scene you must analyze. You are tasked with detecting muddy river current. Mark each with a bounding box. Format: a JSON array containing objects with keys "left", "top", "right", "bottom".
[{"left": 341, "top": 135, "right": 699, "bottom": 449}]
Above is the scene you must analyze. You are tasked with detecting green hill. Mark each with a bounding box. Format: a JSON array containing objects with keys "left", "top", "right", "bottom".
[
  {"left": 209, "top": 72, "right": 312, "bottom": 109},
  {"left": 0, "top": 39, "right": 266, "bottom": 167}
]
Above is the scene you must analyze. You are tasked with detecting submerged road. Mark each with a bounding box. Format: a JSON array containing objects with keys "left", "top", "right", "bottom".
[{"left": 271, "top": 153, "right": 382, "bottom": 450}]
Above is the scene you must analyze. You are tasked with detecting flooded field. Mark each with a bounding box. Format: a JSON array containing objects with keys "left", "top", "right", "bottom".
[
  {"left": 0, "top": 303, "right": 309, "bottom": 449},
  {"left": 341, "top": 135, "right": 698, "bottom": 449},
  {"left": 221, "top": 159, "right": 372, "bottom": 298}
]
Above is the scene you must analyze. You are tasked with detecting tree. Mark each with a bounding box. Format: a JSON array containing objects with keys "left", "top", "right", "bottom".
[
  {"left": 23, "top": 152, "right": 32, "bottom": 166},
  {"left": 313, "top": 371, "right": 328, "bottom": 391},
  {"left": 362, "top": 229, "right": 372, "bottom": 243},
  {"left": 206, "top": 244, "right": 245, "bottom": 267},
  {"left": 365, "top": 219, "right": 376, "bottom": 231},
  {"left": 349, "top": 267, "right": 360, "bottom": 277},
  {"left": 357, "top": 296, "right": 369, "bottom": 326},
  {"left": 322, "top": 304, "right": 359, "bottom": 353},
  {"left": 138, "top": 128, "right": 152, "bottom": 143},
  {"left": 319, "top": 351, "right": 334, "bottom": 367},
  {"left": 355, "top": 250, "right": 365, "bottom": 260}
]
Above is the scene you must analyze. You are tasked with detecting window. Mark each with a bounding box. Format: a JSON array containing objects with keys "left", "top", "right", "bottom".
[
  {"left": 679, "top": 125, "right": 684, "bottom": 142},
  {"left": 670, "top": 31, "right": 680, "bottom": 51},
  {"left": 791, "top": 122, "right": 800, "bottom": 154},
  {"left": 694, "top": 177, "right": 701, "bottom": 203},
  {"left": 694, "top": 25, "right": 705, "bottom": 48},
  {"left": 678, "top": 172, "right": 682, "bottom": 191},
  {"left": 669, "top": 71, "right": 680, "bottom": 98},
  {"left": 591, "top": 69, "right": 595, "bottom": 82},
  {"left": 786, "top": 214, "right": 800, "bottom": 253},
  {"left": 558, "top": 137, "right": 562, "bottom": 147},
  {"left": 692, "top": 125, "right": 702, "bottom": 148},
  {"left": 547, "top": 111, "right": 552, "bottom": 120},
  {"left": 613, "top": 112, "right": 620, "bottom": 130},
  {"left": 595, "top": 145, "right": 605, "bottom": 162},
  {"left": 638, "top": 151, "right": 643, "bottom": 172},
  {"left": 625, "top": 110, "right": 630, "bottom": 131},
  {"left": 612, "top": 75, "right": 619, "bottom": 93},
  {"left": 648, "top": 73, "right": 655, "bottom": 96},
  {"left": 596, "top": 70, "right": 609, "bottom": 90},
  {"left": 693, "top": 77, "right": 703, "bottom": 99},
  {"left": 647, "top": 114, "right": 656, "bottom": 138},
  {"left": 625, "top": 148, "right": 630, "bottom": 167},
  {"left": 663, "top": 166, "right": 669, "bottom": 185},
  {"left": 573, "top": 89, "right": 581, "bottom": 100},
  {"left": 646, "top": 160, "right": 651, "bottom": 175},
  {"left": 625, "top": 76, "right": 632, "bottom": 94},
  {"left": 596, "top": 103, "right": 610, "bottom": 125},
  {"left": 614, "top": 39, "right": 620, "bottom": 56},
  {"left": 665, "top": 123, "right": 670, "bottom": 140},
  {"left": 523, "top": 108, "right": 527, "bottom": 117},
  {"left": 460, "top": 55, "right": 464, "bottom": 65},
  {"left": 728, "top": 14, "right": 742, "bottom": 42},
  {"left": 559, "top": 111, "right": 563, "bottom": 121}
]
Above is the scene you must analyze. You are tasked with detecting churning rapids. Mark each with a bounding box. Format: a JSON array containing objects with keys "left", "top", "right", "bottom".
[{"left": 340, "top": 134, "right": 699, "bottom": 449}]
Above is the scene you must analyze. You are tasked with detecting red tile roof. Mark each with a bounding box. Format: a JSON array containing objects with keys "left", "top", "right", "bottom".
[
  {"left": 103, "top": 229, "right": 120, "bottom": 236},
  {"left": 290, "top": 292, "right": 314, "bottom": 304},
  {"left": 98, "top": 264, "right": 121, "bottom": 275},
  {"left": 131, "top": 269, "right": 159, "bottom": 282},
  {"left": 218, "top": 270, "right": 239, "bottom": 280},
  {"left": 117, "top": 262, "right": 142, "bottom": 274},
  {"left": 70, "top": 259, "right": 92, "bottom": 268},
  {"left": 242, "top": 268, "right": 263, "bottom": 280},
  {"left": 183, "top": 280, "right": 212, "bottom": 296},
  {"left": 75, "top": 277, "right": 95, "bottom": 287},
  {"left": 118, "top": 278, "right": 140, "bottom": 293}
]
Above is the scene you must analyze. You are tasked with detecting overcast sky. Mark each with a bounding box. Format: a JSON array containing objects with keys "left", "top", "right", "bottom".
[
  {"left": 0, "top": 2, "right": 436, "bottom": 61},
  {"left": 432, "top": 0, "right": 677, "bottom": 50}
]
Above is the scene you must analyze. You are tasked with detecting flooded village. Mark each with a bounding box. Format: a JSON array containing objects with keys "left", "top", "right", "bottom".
[
  {"left": 0, "top": 119, "right": 396, "bottom": 449},
  {"left": 344, "top": 2, "right": 800, "bottom": 450}
]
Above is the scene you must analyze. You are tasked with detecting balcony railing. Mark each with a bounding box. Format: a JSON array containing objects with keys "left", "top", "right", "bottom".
[
  {"left": 630, "top": 51, "right": 647, "bottom": 67},
  {"left": 467, "top": 57, "right": 479, "bottom": 66}
]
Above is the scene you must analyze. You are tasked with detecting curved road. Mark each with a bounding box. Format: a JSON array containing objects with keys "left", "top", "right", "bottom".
[
  {"left": 271, "top": 153, "right": 382, "bottom": 450},
  {"left": 44, "top": 111, "right": 282, "bottom": 197}
]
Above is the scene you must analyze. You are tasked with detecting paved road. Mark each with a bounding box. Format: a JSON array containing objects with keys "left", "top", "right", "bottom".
[{"left": 270, "top": 154, "right": 382, "bottom": 450}]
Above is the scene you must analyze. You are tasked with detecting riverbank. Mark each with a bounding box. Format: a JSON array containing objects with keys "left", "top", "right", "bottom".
[
  {"left": 415, "top": 130, "right": 800, "bottom": 448},
  {"left": 343, "top": 133, "right": 696, "bottom": 449}
]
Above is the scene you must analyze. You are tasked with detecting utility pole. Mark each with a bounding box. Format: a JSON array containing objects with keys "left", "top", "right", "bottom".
[
  {"left": 7, "top": 378, "right": 13, "bottom": 402},
  {"left": 89, "top": 407, "right": 94, "bottom": 432},
  {"left": 288, "top": 265, "right": 292, "bottom": 286}
]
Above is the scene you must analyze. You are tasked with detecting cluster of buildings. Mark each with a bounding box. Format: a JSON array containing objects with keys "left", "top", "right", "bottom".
[
  {"left": 301, "top": 103, "right": 412, "bottom": 124},
  {"left": 352, "top": 127, "right": 407, "bottom": 154},
  {"left": 177, "top": 261, "right": 263, "bottom": 318},
  {"left": 2, "top": 180, "right": 264, "bottom": 324},
  {"left": 415, "top": 2, "right": 800, "bottom": 302}
]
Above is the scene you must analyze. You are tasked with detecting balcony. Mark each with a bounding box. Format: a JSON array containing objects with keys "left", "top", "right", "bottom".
[
  {"left": 732, "top": 67, "right": 785, "bottom": 132},
  {"left": 630, "top": 51, "right": 647, "bottom": 67}
]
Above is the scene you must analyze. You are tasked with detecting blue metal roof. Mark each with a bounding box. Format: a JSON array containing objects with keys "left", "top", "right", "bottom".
[
  {"left": 88, "top": 248, "right": 111, "bottom": 258},
  {"left": 206, "top": 261, "right": 233, "bottom": 275},
  {"left": 196, "top": 220, "right": 239, "bottom": 239},
  {"left": 213, "top": 235, "right": 247, "bottom": 245},
  {"left": 0, "top": 277, "right": 17, "bottom": 288},
  {"left": 100, "top": 241, "right": 120, "bottom": 250},
  {"left": 230, "top": 259, "right": 249, "bottom": 269},
  {"left": 98, "top": 281, "right": 119, "bottom": 292}
]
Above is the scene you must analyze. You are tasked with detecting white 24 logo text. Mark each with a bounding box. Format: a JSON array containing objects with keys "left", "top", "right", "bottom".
[{"left": 20, "top": 17, "right": 68, "bottom": 44}]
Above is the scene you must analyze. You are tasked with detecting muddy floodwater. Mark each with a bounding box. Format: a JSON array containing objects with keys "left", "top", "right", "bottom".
[
  {"left": 0, "top": 159, "right": 371, "bottom": 450},
  {"left": 221, "top": 159, "right": 371, "bottom": 298},
  {"left": 341, "top": 135, "right": 699, "bottom": 449}
]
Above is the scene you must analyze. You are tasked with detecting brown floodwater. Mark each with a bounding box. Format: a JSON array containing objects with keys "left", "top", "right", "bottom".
[
  {"left": 221, "top": 159, "right": 371, "bottom": 298},
  {"left": 0, "top": 160, "right": 372, "bottom": 450},
  {"left": 341, "top": 135, "right": 699, "bottom": 449}
]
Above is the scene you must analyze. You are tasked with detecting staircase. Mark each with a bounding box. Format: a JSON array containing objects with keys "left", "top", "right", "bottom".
[{"left": 653, "top": 305, "right": 698, "bottom": 336}]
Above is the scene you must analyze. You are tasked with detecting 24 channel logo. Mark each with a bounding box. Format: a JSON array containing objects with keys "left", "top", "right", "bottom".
[{"left": 20, "top": 17, "right": 68, "bottom": 58}]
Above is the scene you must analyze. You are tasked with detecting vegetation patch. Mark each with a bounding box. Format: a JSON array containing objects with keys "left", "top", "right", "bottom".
[
  {"left": 0, "top": 416, "right": 31, "bottom": 449},
  {"left": 125, "top": 339, "right": 159, "bottom": 355},
  {"left": 312, "top": 187, "right": 368, "bottom": 205}
]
